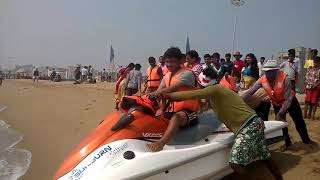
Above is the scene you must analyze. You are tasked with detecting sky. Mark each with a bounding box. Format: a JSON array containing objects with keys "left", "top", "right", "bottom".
[{"left": 0, "top": 0, "right": 320, "bottom": 72}]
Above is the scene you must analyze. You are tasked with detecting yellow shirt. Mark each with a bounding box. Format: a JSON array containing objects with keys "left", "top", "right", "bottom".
[
  {"left": 170, "top": 85, "right": 255, "bottom": 133},
  {"left": 304, "top": 59, "right": 314, "bottom": 69}
]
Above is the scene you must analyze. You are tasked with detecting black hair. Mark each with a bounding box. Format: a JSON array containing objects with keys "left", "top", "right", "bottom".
[
  {"left": 181, "top": 53, "right": 186, "bottom": 59},
  {"left": 128, "top": 63, "right": 135, "bottom": 68},
  {"left": 260, "top": 57, "right": 266, "bottom": 60},
  {"left": 186, "top": 50, "right": 199, "bottom": 59},
  {"left": 225, "top": 53, "right": 231, "bottom": 58},
  {"left": 245, "top": 53, "right": 259, "bottom": 79},
  {"left": 148, "top": 56, "right": 156, "bottom": 63},
  {"left": 202, "top": 67, "right": 218, "bottom": 79},
  {"left": 288, "top": 49, "right": 295, "bottom": 56},
  {"left": 204, "top": 54, "right": 211, "bottom": 59},
  {"left": 163, "top": 47, "right": 183, "bottom": 59},
  {"left": 311, "top": 49, "right": 318, "bottom": 54},
  {"left": 212, "top": 52, "right": 220, "bottom": 59},
  {"left": 314, "top": 56, "right": 320, "bottom": 62},
  {"left": 135, "top": 64, "right": 141, "bottom": 70}
]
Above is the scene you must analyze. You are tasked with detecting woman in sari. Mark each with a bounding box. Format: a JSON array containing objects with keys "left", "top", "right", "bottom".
[{"left": 241, "top": 53, "right": 259, "bottom": 90}]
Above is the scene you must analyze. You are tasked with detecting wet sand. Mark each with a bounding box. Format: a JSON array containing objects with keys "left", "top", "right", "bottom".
[{"left": 0, "top": 80, "right": 319, "bottom": 180}]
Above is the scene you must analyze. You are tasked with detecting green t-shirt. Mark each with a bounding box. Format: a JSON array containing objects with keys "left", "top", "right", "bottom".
[{"left": 170, "top": 85, "right": 256, "bottom": 133}]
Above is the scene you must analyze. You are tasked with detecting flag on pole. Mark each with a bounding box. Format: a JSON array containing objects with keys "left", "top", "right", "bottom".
[
  {"left": 186, "top": 36, "right": 190, "bottom": 53},
  {"left": 109, "top": 45, "right": 114, "bottom": 65}
]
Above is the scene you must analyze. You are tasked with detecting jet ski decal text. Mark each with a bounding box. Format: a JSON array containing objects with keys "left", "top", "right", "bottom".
[
  {"left": 143, "top": 133, "right": 163, "bottom": 138},
  {"left": 67, "top": 143, "right": 129, "bottom": 180}
]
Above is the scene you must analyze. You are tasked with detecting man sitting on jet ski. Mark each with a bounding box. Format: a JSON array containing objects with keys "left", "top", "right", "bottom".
[
  {"left": 158, "top": 84, "right": 283, "bottom": 180},
  {"left": 146, "top": 47, "right": 201, "bottom": 152}
]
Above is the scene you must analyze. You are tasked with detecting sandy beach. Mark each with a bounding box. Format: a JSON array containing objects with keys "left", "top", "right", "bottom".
[{"left": 0, "top": 79, "right": 319, "bottom": 180}]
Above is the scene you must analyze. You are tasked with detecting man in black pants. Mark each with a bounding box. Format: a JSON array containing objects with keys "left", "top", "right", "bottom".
[{"left": 243, "top": 60, "right": 312, "bottom": 147}]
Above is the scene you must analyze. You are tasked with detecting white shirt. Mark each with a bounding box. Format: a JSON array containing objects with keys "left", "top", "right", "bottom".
[
  {"left": 81, "top": 68, "right": 88, "bottom": 76},
  {"left": 280, "top": 57, "right": 300, "bottom": 81},
  {"left": 257, "top": 62, "right": 264, "bottom": 77}
]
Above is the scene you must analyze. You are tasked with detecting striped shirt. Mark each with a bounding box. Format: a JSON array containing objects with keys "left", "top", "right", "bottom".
[{"left": 190, "top": 63, "right": 203, "bottom": 78}]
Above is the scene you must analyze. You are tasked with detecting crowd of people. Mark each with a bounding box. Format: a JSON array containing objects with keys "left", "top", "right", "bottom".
[
  {"left": 113, "top": 47, "right": 319, "bottom": 179},
  {"left": 73, "top": 65, "right": 96, "bottom": 84}
]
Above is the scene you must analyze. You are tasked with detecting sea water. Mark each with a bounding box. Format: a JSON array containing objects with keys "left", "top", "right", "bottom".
[{"left": 0, "top": 106, "right": 32, "bottom": 180}]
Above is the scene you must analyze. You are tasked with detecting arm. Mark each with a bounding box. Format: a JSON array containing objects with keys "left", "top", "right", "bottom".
[
  {"left": 277, "top": 78, "right": 294, "bottom": 116},
  {"left": 124, "top": 73, "right": 130, "bottom": 90},
  {"left": 169, "top": 86, "right": 216, "bottom": 101},
  {"left": 138, "top": 73, "right": 142, "bottom": 92},
  {"left": 279, "top": 62, "right": 285, "bottom": 69},
  {"left": 241, "top": 80, "right": 262, "bottom": 100}
]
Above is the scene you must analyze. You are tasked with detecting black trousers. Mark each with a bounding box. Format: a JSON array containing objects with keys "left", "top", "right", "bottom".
[
  {"left": 274, "top": 96, "right": 311, "bottom": 145},
  {"left": 254, "top": 101, "right": 271, "bottom": 121}
]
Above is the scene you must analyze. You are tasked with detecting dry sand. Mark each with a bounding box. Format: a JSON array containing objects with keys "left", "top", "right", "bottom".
[{"left": 0, "top": 79, "right": 319, "bottom": 180}]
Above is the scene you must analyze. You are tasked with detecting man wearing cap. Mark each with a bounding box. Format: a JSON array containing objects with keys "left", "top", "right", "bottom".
[
  {"left": 232, "top": 52, "right": 246, "bottom": 82},
  {"left": 242, "top": 60, "right": 312, "bottom": 147}
]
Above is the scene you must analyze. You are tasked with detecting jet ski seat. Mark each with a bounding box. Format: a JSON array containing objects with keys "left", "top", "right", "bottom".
[{"left": 168, "top": 111, "right": 232, "bottom": 145}]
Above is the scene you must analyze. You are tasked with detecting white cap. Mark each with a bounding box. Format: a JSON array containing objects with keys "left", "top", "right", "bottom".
[{"left": 262, "top": 60, "right": 280, "bottom": 71}]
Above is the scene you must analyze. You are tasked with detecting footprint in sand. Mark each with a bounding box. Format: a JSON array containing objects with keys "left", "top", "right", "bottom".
[
  {"left": 92, "top": 100, "right": 96, "bottom": 102},
  {"left": 79, "top": 121, "right": 85, "bottom": 125},
  {"left": 84, "top": 103, "right": 93, "bottom": 110},
  {"left": 311, "top": 167, "right": 320, "bottom": 175}
]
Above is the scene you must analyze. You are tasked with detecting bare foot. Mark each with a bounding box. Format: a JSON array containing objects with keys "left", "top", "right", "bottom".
[{"left": 147, "top": 141, "right": 165, "bottom": 152}]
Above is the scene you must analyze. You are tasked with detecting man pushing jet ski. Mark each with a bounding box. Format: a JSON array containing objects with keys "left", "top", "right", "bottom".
[{"left": 148, "top": 48, "right": 283, "bottom": 179}]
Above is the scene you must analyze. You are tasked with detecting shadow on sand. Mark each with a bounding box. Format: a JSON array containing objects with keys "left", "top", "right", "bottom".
[{"left": 222, "top": 151, "right": 301, "bottom": 180}]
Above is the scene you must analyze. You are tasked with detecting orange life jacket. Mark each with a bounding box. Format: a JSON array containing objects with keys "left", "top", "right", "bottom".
[
  {"left": 147, "top": 66, "right": 161, "bottom": 88},
  {"left": 121, "top": 95, "right": 157, "bottom": 115},
  {"left": 164, "top": 68, "right": 200, "bottom": 112},
  {"left": 260, "top": 70, "right": 295, "bottom": 106},
  {"left": 219, "top": 75, "right": 237, "bottom": 92}
]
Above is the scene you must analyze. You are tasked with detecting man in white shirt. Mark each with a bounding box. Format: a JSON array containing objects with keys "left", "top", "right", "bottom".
[
  {"left": 257, "top": 57, "right": 265, "bottom": 77},
  {"left": 280, "top": 49, "right": 300, "bottom": 90},
  {"left": 81, "top": 66, "right": 88, "bottom": 82}
]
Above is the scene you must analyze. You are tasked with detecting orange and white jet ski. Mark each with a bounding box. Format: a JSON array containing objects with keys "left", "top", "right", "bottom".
[{"left": 53, "top": 95, "right": 287, "bottom": 180}]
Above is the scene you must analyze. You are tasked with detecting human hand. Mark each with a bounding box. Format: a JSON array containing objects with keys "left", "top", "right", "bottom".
[
  {"left": 276, "top": 113, "right": 286, "bottom": 122},
  {"left": 160, "top": 92, "right": 171, "bottom": 99}
]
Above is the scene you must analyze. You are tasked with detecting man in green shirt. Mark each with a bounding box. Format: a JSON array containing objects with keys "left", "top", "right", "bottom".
[{"left": 160, "top": 85, "right": 283, "bottom": 179}]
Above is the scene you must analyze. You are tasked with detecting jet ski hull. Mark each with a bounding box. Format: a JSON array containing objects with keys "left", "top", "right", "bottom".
[{"left": 57, "top": 120, "right": 287, "bottom": 180}]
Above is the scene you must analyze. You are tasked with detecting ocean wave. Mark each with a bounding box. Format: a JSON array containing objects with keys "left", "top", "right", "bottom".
[{"left": 0, "top": 107, "right": 32, "bottom": 180}]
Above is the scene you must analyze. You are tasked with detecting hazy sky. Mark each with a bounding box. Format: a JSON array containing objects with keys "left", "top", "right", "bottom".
[{"left": 1, "top": 0, "right": 320, "bottom": 71}]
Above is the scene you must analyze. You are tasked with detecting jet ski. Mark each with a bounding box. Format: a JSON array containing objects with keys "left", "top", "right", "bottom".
[{"left": 53, "top": 95, "right": 287, "bottom": 180}]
